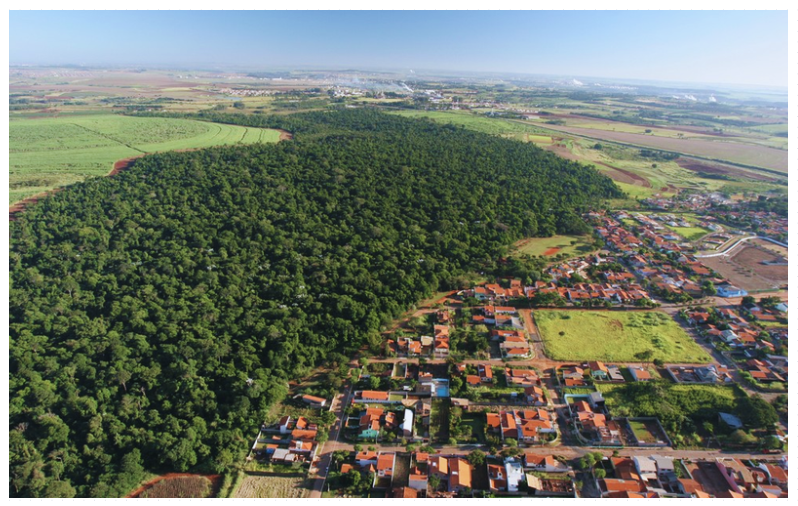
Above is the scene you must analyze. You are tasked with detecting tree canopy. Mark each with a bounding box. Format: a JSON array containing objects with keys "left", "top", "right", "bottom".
[{"left": 9, "top": 109, "right": 620, "bottom": 497}]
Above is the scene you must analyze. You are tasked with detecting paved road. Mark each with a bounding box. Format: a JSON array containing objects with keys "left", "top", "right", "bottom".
[{"left": 308, "top": 382, "right": 353, "bottom": 498}]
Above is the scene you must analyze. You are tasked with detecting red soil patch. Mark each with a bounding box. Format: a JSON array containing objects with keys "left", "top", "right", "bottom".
[
  {"left": 276, "top": 129, "right": 294, "bottom": 141},
  {"left": 109, "top": 155, "right": 145, "bottom": 176},
  {"left": 543, "top": 247, "right": 561, "bottom": 256},
  {"left": 731, "top": 245, "right": 788, "bottom": 283},
  {"left": 9, "top": 189, "right": 61, "bottom": 221},
  {"left": 675, "top": 157, "right": 777, "bottom": 182},
  {"left": 126, "top": 473, "right": 222, "bottom": 499},
  {"left": 594, "top": 161, "right": 651, "bottom": 188}
]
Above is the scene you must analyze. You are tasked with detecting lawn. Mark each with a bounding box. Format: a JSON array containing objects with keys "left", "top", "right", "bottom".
[
  {"left": 9, "top": 114, "right": 281, "bottom": 204},
  {"left": 233, "top": 474, "right": 310, "bottom": 498},
  {"left": 535, "top": 310, "right": 711, "bottom": 363},
  {"left": 628, "top": 420, "right": 656, "bottom": 443},
  {"left": 511, "top": 234, "right": 594, "bottom": 258},
  {"left": 460, "top": 413, "right": 487, "bottom": 443}
]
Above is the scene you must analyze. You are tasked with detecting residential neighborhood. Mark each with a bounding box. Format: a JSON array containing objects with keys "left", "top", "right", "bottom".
[{"left": 245, "top": 196, "right": 787, "bottom": 499}]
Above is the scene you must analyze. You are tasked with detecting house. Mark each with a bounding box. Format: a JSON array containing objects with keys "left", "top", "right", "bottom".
[
  {"left": 359, "top": 390, "right": 390, "bottom": 402},
  {"left": 607, "top": 365, "right": 625, "bottom": 382},
  {"left": 448, "top": 458, "right": 473, "bottom": 493},
  {"left": 392, "top": 487, "right": 418, "bottom": 498},
  {"left": 633, "top": 456, "right": 658, "bottom": 483},
  {"left": 430, "top": 455, "right": 449, "bottom": 480},
  {"left": 560, "top": 365, "right": 585, "bottom": 381},
  {"left": 717, "top": 285, "right": 748, "bottom": 298},
  {"left": 271, "top": 448, "right": 297, "bottom": 464},
  {"left": 408, "top": 467, "right": 428, "bottom": 490},
  {"left": 488, "top": 464, "right": 507, "bottom": 492},
  {"left": 628, "top": 366, "right": 652, "bottom": 382},
  {"left": 291, "top": 428, "right": 318, "bottom": 441},
  {"left": 504, "top": 458, "right": 525, "bottom": 493},
  {"left": 466, "top": 375, "right": 481, "bottom": 386},
  {"left": 677, "top": 478, "right": 706, "bottom": 496},
  {"left": 505, "top": 368, "right": 539, "bottom": 386},
  {"left": 524, "top": 386, "right": 546, "bottom": 406},
  {"left": 486, "top": 413, "right": 501, "bottom": 433},
  {"left": 384, "top": 411, "right": 398, "bottom": 430},
  {"left": 356, "top": 450, "right": 379, "bottom": 467},
  {"left": 504, "top": 347, "right": 531, "bottom": 358},
  {"left": 278, "top": 415, "right": 293, "bottom": 434},
  {"left": 478, "top": 364, "right": 494, "bottom": 383},
  {"left": 598, "top": 478, "right": 647, "bottom": 497},
  {"left": 376, "top": 453, "right": 396, "bottom": 479},
  {"left": 301, "top": 394, "right": 327, "bottom": 408},
  {"left": 433, "top": 337, "right": 450, "bottom": 357},
  {"left": 759, "top": 463, "right": 788, "bottom": 489},
  {"left": 587, "top": 361, "right": 609, "bottom": 380},
  {"left": 524, "top": 454, "right": 569, "bottom": 473},
  {"left": 358, "top": 407, "right": 384, "bottom": 439},
  {"left": 721, "top": 459, "right": 757, "bottom": 493}
]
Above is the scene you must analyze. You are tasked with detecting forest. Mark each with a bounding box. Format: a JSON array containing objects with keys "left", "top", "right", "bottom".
[{"left": 9, "top": 109, "right": 621, "bottom": 497}]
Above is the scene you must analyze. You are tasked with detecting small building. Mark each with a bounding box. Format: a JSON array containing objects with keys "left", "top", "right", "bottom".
[
  {"left": 301, "top": 394, "right": 327, "bottom": 408},
  {"left": 717, "top": 285, "right": 748, "bottom": 298},
  {"left": 587, "top": 361, "right": 609, "bottom": 380},
  {"left": 504, "top": 458, "right": 525, "bottom": 493},
  {"left": 628, "top": 366, "right": 652, "bottom": 382},
  {"left": 401, "top": 409, "right": 414, "bottom": 439}
]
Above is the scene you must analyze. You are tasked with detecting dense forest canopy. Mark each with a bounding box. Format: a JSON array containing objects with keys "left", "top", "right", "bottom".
[{"left": 9, "top": 109, "right": 621, "bottom": 497}]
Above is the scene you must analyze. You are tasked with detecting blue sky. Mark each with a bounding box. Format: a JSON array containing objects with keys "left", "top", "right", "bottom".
[{"left": 9, "top": 10, "right": 788, "bottom": 87}]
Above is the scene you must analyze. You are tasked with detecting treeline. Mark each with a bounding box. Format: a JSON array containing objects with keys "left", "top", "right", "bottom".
[{"left": 9, "top": 109, "right": 621, "bottom": 497}]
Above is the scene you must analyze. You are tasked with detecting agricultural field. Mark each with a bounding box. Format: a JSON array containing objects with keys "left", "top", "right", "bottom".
[
  {"left": 535, "top": 310, "right": 711, "bottom": 363},
  {"left": 9, "top": 114, "right": 281, "bottom": 204},
  {"left": 530, "top": 122, "right": 788, "bottom": 173},
  {"left": 233, "top": 474, "right": 310, "bottom": 499},
  {"left": 511, "top": 234, "right": 595, "bottom": 258}
]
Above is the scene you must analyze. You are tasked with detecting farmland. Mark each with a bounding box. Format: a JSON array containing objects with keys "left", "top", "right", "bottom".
[
  {"left": 233, "top": 474, "right": 310, "bottom": 498},
  {"left": 530, "top": 122, "right": 788, "bottom": 173},
  {"left": 535, "top": 310, "right": 711, "bottom": 363},
  {"left": 9, "top": 114, "right": 281, "bottom": 204}
]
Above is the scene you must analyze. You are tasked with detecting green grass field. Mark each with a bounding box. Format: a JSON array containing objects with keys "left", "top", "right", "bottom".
[
  {"left": 511, "top": 234, "right": 594, "bottom": 258},
  {"left": 9, "top": 115, "right": 281, "bottom": 204},
  {"left": 535, "top": 310, "right": 711, "bottom": 363}
]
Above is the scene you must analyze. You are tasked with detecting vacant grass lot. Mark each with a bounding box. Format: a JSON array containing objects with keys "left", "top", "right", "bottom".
[
  {"left": 139, "top": 476, "right": 213, "bottom": 498},
  {"left": 233, "top": 474, "right": 310, "bottom": 498},
  {"left": 511, "top": 234, "right": 594, "bottom": 258},
  {"left": 9, "top": 115, "right": 281, "bottom": 204},
  {"left": 535, "top": 310, "right": 710, "bottom": 363}
]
